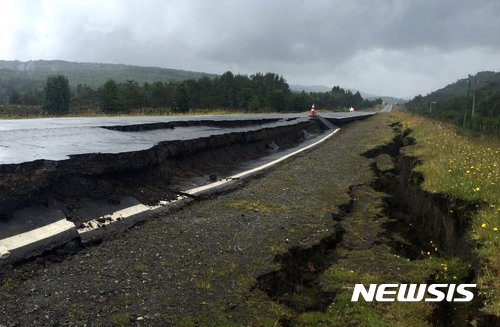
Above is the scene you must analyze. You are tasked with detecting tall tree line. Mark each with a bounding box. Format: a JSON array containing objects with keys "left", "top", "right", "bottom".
[{"left": 4, "top": 72, "right": 382, "bottom": 114}]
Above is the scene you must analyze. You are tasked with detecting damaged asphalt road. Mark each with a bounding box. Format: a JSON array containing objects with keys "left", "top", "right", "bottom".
[
  {"left": 0, "top": 112, "right": 372, "bottom": 164},
  {"left": 0, "top": 114, "right": 399, "bottom": 326}
]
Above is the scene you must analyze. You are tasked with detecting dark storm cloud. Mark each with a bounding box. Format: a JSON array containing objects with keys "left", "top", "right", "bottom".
[{"left": 1, "top": 0, "right": 500, "bottom": 97}]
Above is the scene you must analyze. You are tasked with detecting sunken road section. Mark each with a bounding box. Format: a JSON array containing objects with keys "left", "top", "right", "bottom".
[{"left": 0, "top": 112, "right": 373, "bottom": 266}]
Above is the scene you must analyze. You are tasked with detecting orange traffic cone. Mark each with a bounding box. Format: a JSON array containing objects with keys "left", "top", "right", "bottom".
[{"left": 310, "top": 104, "right": 315, "bottom": 117}]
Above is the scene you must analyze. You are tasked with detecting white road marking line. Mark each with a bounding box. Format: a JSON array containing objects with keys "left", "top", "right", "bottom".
[
  {"left": 0, "top": 219, "right": 75, "bottom": 251},
  {"left": 77, "top": 196, "right": 187, "bottom": 234},
  {"left": 78, "top": 128, "right": 339, "bottom": 233},
  {"left": 186, "top": 128, "right": 340, "bottom": 194},
  {"left": 0, "top": 246, "right": 10, "bottom": 259},
  {"left": 76, "top": 204, "right": 151, "bottom": 233}
]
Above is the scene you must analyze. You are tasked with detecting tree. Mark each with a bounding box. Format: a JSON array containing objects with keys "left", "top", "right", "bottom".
[
  {"left": 74, "top": 84, "right": 98, "bottom": 107},
  {"left": 267, "top": 90, "right": 286, "bottom": 111},
  {"left": 42, "top": 75, "right": 71, "bottom": 114},
  {"left": 353, "top": 91, "right": 363, "bottom": 108},
  {"left": 173, "top": 83, "right": 190, "bottom": 113},
  {"left": 8, "top": 89, "right": 22, "bottom": 105},
  {"left": 98, "top": 79, "right": 123, "bottom": 113},
  {"left": 248, "top": 96, "right": 261, "bottom": 112},
  {"left": 293, "top": 92, "right": 310, "bottom": 112},
  {"left": 123, "top": 80, "right": 143, "bottom": 111}
]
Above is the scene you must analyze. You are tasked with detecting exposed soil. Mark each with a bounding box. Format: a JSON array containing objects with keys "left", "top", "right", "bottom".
[
  {"left": 255, "top": 223, "right": 345, "bottom": 314},
  {"left": 362, "top": 124, "right": 495, "bottom": 327},
  {"left": 101, "top": 118, "right": 284, "bottom": 132}
]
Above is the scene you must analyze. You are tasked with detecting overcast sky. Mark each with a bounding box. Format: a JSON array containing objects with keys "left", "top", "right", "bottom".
[{"left": 1, "top": 0, "right": 499, "bottom": 98}]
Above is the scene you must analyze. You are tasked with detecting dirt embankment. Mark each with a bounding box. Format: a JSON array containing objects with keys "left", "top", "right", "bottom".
[
  {"left": 367, "top": 125, "right": 477, "bottom": 265},
  {"left": 362, "top": 126, "right": 475, "bottom": 262},
  {"left": 0, "top": 120, "right": 323, "bottom": 221},
  {"left": 364, "top": 124, "right": 498, "bottom": 326}
]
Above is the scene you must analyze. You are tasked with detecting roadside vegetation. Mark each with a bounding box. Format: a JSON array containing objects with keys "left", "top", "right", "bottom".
[
  {"left": 406, "top": 71, "right": 500, "bottom": 136},
  {"left": 393, "top": 109, "right": 500, "bottom": 317}
]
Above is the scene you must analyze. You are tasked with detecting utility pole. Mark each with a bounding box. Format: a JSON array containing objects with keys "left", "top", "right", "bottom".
[
  {"left": 429, "top": 101, "right": 436, "bottom": 113},
  {"left": 463, "top": 80, "right": 471, "bottom": 128},
  {"left": 472, "top": 77, "right": 478, "bottom": 118}
]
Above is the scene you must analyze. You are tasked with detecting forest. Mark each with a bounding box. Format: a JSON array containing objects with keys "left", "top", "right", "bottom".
[{"left": 1, "top": 71, "right": 382, "bottom": 114}]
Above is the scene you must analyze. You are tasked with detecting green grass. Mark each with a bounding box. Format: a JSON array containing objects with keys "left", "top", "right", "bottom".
[
  {"left": 110, "top": 313, "right": 131, "bottom": 326},
  {"left": 226, "top": 199, "right": 290, "bottom": 214},
  {"left": 393, "top": 110, "right": 500, "bottom": 316}
]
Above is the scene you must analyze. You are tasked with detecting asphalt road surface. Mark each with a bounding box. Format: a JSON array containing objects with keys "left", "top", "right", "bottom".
[
  {"left": 0, "top": 112, "right": 373, "bottom": 165},
  {"left": 381, "top": 104, "right": 393, "bottom": 112}
]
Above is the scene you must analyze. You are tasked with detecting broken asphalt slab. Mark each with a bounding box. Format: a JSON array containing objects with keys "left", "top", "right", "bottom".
[{"left": 0, "top": 112, "right": 373, "bottom": 266}]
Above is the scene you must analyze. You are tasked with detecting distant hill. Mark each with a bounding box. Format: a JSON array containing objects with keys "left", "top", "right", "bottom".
[
  {"left": 289, "top": 84, "right": 332, "bottom": 93},
  {"left": 424, "top": 71, "right": 500, "bottom": 101},
  {"left": 347, "top": 89, "right": 376, "bottom": 99},
  {"left": 290, "top": 84, "right": 404, "bottom": 104},
  {"left": 290, "top": 84, "right": 377, "bottom": 98},
  {"left": 365, "top": 96, "right": 406, "bottom": 105},
  {"left": 0, "top": 60, "right": 218, "bottom": 87}
]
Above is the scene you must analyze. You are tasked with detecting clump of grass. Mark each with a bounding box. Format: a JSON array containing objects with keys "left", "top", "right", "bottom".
[
  {"left": 110, "top": 313, "right": 131, "bottom": 327},
  {"left": 194, "top": 269, "right": 216, "bottom": 291},
  {"left": 226, "top": 200, "right": 289, "bottom": 214},
  {"left": 394, "top": 111, "right": 500, "bottom": 316},
  {"left": 178, "top": 316, "right": 197, "bottom": 327},
  {"left": 133, "top": 262, "right": 148, "bottom": 272},
  {"left": 374, "top": 153, "right": 394, "bottom": 172}
]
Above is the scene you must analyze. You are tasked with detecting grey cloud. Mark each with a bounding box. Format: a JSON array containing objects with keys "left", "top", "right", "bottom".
[{"left": 1, "top": 0, "right": 499, "bottom": 98}]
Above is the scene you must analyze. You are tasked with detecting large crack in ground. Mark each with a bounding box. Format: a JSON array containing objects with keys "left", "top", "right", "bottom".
[
  {"left": 253, "top": 184, "right": 361, "bottom": 326},
  {"left": 255, "top": 199, "right": 348, "bottom": 315},
  {"left": 255, "top": 122, "right": 492, "bottom": 327},
  {"left": 2, "top": 114, "right": 495, "bottom": 326},
  {"left": 101, "top": 118, "right": 284, "bottom": 132},
  {"left": 363, "top": 124, "right": 490, "bottom": 327}
]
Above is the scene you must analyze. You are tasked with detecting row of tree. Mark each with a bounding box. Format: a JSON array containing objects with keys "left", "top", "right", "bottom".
[{"left": 6, "top": 72, "right": 382, "bottom": 114}]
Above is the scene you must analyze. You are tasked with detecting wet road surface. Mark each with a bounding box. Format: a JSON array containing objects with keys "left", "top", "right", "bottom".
[
  {"left": 0, "top": 112, "right": 373, "bottom": 165},
  {"left": 381, "top": 104, "right": 393, "bottom": 112}
]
